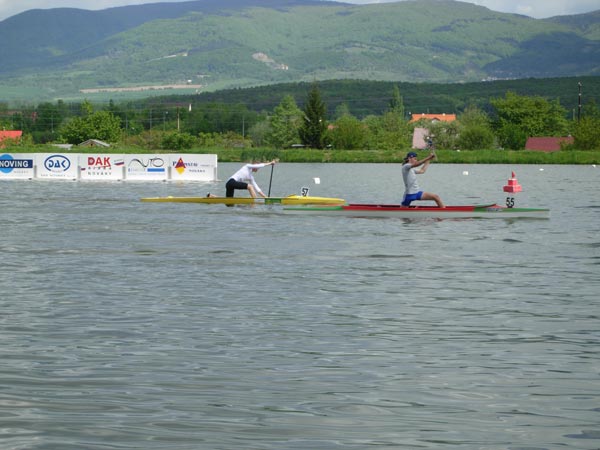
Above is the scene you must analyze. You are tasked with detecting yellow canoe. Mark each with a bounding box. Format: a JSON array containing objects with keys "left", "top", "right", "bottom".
[{"left": 140, "top": 194, "right": 345, "bottom": 205}]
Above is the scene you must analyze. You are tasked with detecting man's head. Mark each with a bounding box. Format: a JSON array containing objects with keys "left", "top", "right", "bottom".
[{"left": 404, "top": 151, "right": 417, "bottom": 163}]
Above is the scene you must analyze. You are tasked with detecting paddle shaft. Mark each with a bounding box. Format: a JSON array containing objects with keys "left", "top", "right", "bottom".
[{"left": 267, "top": 163, "right": 274, "bottom": 197}]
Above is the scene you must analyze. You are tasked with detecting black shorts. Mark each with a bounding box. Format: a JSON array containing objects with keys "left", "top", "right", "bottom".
[{"left": 226, "top": 178, "right": 248, "bottom": 197}]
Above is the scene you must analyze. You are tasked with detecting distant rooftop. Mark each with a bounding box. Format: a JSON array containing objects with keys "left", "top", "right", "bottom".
[
  {"left": 525, "top": 136, "right": 573, "bottom": 152},
  {"left": 410, "top": 113, "right": 456, "bottom": 123}
]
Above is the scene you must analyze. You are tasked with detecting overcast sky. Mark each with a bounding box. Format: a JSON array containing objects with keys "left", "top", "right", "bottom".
[{"left": 0, "top": 0, "right": 598, "bottom": 22}]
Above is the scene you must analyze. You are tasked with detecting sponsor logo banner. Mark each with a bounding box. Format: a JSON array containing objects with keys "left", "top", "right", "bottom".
[
  {"left": 169, "top": 154, "right": 217, "bottom": 181},
  {"left": 0, "top": 153, "right": 217, "bottom": 182},
  {"left": 79, "top": 154, "right": 125, "bottom": 181},
  {"left": 36, "top": 154, "right": 78, "bottom": 179},
  {"left": 0, "top": 153, "right": 34, "bottom": 179},
  {"left": 125, "top": 155, "right": 168, "bottom": 181}
]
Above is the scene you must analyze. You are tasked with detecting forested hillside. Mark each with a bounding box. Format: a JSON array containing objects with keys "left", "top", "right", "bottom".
[
  {"left": 141, "top": 76, "right": 600, "bottom": 119},
  {"left": 3, "top": 75, "right": 598, "bottom": 154},
  {"left": 0, "top": 0, "right": 598, "bottom": 102}
]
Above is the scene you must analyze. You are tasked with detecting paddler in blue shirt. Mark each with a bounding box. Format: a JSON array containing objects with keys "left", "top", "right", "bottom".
[
  {"left": 225, "top": 160, "right": 277, "bottom": 198},
  {"left": 401, "top": 151, "right": 445, "bottom": 208}
]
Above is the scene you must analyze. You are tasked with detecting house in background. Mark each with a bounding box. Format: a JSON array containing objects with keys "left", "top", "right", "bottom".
[
  {"left": 410, "top": 113, "right": 456, "bottom": 123},
  {"left": 52, "top": 143, "right": 74, "bottom": 151},
  {"left": 410, "top": 113, "right": 456, "bottom": 149},
  {"left": 79, "top": 139, "right": 110, "bottom": 148},
  {"left": 0, "top": 130, "right": 22, "bottom": 148},
  {"left": 525, "top": 136, "right": 573, "bottom": 152},
  {"left": 412, "top": 127, "right": 430, "bottom": 149}
]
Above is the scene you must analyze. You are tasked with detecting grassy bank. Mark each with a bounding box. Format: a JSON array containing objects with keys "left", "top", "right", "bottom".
[{"left": 7, "top": 145, "right": 600, "bottom": 164}]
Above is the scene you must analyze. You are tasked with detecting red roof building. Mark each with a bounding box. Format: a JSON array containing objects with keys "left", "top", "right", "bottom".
[
  {"left": 410, "top": 113, "right": 456, "bottom": 123},
  {"left": 525, "top": 136, "right": 573, "bottom": 152},
  {"left": 0, "top": 130, "right": 23, "bottom": 147}
]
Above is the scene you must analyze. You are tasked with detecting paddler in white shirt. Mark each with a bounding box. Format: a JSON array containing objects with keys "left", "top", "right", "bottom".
[
  {"left": 225, "top": 160, "right": 277, "bottom": 198},
  {"left": 401, "top": 151, "right": 445, "bottom": 208}
]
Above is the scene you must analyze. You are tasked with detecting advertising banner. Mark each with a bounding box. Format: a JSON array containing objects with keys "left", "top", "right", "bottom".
[
  {"left": 169, "top": 154, "right": 218, "bottom": 182},
  {"left": 0, "top": 153, "right": 217, "bottom": 182},
  {"left": 36, "top": 153, "right": 79, "bottom": 180},
  {"left": 79, "top": 154, "right": 125, "bottom": 181},
  {"left": 125, "top": 154, "right": 168, "bottom": 181},
  {"left": 0, "top": 153, "right": 35, "bottom": 179}
]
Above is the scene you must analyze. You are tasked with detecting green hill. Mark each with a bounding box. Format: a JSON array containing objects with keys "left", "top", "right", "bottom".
[{"left": 0, "top": 0, "right": 598, "bottom": 102}]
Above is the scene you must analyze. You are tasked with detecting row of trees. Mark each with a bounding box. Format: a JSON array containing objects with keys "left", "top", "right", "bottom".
[{"left": 2, "top": 84, "right": 600, "bottom": 150}]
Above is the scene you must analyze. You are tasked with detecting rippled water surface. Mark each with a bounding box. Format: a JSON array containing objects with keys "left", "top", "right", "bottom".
[{"left": 1, "top": 163, "right": 599, "bottom": 449}]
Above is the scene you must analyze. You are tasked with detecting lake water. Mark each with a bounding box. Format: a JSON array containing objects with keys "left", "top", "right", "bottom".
[{"left": 1, "top": 163, "right": 599, "bottom": 449}]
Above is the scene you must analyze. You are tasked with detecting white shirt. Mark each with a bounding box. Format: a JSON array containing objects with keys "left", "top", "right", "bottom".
[
  {"left": 229, "top": 163, "right": 266, "bottom": 194},
  {"left": 402, "top": 162, "right": 420, "bottom": 194}
]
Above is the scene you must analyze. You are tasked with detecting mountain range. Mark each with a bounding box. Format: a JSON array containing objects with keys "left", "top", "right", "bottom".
[{"left": 0, "top": 0, "right": 598, "bottom": 102}]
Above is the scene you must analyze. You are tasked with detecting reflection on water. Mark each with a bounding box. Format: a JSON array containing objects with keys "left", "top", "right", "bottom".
[{"left": 1, "top": 164, "right": 599, "bottom": 449}]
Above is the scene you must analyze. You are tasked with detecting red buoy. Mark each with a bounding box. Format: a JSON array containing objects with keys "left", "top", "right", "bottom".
[{"left": 503, "top": 171, "right": 522, "bottom": 193}]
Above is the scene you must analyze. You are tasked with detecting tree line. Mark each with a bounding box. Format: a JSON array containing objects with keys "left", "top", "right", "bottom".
[{"left": 1, "top": 82, "right": 599, "bottom": 151}]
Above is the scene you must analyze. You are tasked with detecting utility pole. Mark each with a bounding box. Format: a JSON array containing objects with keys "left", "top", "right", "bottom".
[{"left": 578, "top": 82, "right": 582, "bottom": 123}]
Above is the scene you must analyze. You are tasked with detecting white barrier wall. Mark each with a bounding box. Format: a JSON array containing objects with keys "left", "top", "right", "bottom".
[
  {"left": 36, "top": 153, "right": 79, "bottom": 180},
  {"left": 80, "top": 154, "right": 126, "bottom": 181},
  {"left": 169, "top": 154, "right": 218, "bottom": 182},
  {"left": 125, "top": 154, "right": 169, "bottom": 181},
  {"left": 0, "top": 153, "right": 218, "bottom": 182},
  {"left": 0, "top": 153, "right": 35, "bottom": 179}
]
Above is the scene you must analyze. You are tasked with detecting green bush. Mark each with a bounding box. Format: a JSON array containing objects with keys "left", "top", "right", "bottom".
[{"left": 161, "top": 132, "right": 196, "bottom": 150}]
